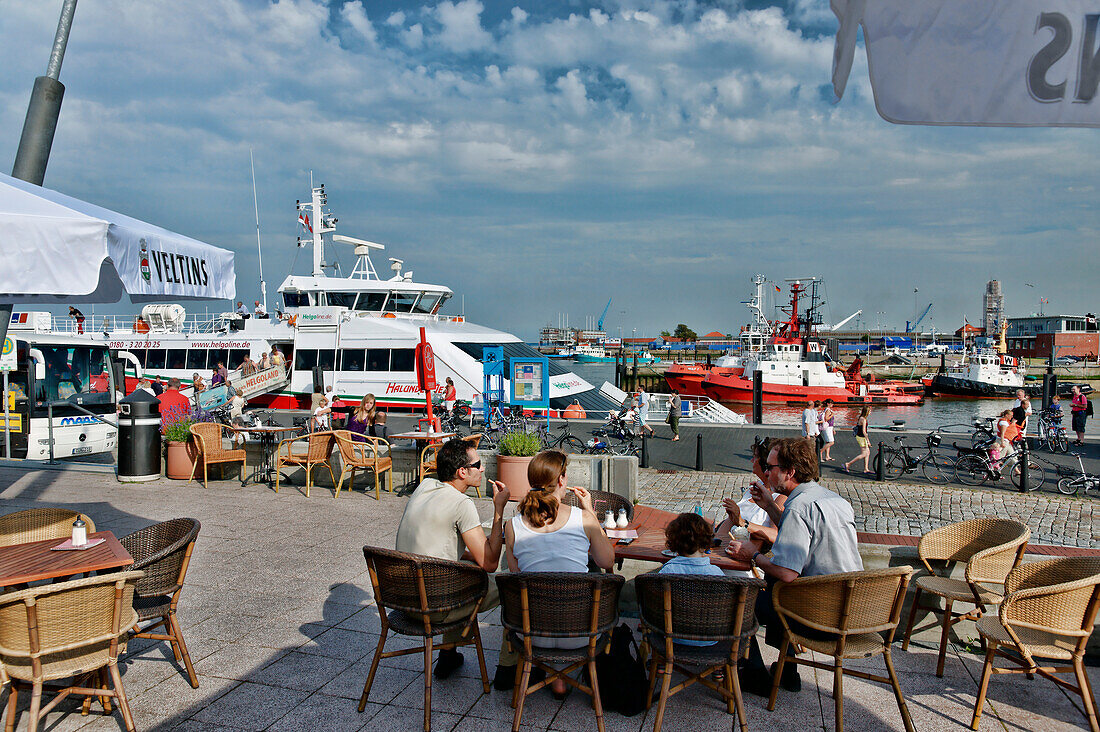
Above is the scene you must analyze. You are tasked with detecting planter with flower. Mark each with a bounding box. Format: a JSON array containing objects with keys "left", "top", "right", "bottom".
[
  {"left": 495, "top": 430, "right": 542, "bottom": 501},
  {"left": 161, "top": 405, "right": 201, "bottom": 479}
]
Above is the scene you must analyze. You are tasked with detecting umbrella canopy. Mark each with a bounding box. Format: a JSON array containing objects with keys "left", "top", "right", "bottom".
[{"left": 0, "top": 172, "right": 235, "bottom": 303}]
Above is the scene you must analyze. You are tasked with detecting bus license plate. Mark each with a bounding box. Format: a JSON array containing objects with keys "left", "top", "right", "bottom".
[{"left": 72, "top": 446, "right": 93, "bottom": 455}]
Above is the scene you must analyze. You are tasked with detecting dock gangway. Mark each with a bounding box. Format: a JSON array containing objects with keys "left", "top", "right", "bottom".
[{"left": 191, "top": 364, "right": 289, "bottom": 412}]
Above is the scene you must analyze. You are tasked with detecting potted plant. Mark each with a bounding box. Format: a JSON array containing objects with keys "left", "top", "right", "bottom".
[
  {"left": 496, "top": 430, "right": 542, "bottom": 501},
  {"left": 161, "top": 405, "right": 199, "bottom": 479}
]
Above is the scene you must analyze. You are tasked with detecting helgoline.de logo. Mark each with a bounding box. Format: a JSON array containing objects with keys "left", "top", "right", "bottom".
[{"left": 140, "top": 239, "right": 150, "bottom": 282}]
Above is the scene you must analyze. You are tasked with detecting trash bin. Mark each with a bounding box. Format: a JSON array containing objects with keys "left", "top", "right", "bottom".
[{"left": 117, "top": 390, "right": 161, "bottom": 482}]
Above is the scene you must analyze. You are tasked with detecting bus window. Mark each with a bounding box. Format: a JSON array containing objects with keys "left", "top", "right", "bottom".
[
  {"left": 366, "top": 349, "right": 389, "bottom": 371},
  {"left": 35, "top": 345, "right": 112, "bottom": 405},
  {"left": 186, "top": 349, "right": 207, "bottom": 371},
  {"left": 166, "top": 349, "right": 187, "bottom": 370},
  {"left": 391, "top": 348, "right": 415, "bottom": 372},
  {"left": 145, "top": 349, "right": 167, "bottom": 370},
  {"left": 340, "top": 349, "right": 365, "bottom": 372}
]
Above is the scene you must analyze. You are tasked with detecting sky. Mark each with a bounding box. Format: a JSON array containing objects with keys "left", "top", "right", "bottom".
[{"left": 1, "top": 0, "right": 1096, "bottom": 341}]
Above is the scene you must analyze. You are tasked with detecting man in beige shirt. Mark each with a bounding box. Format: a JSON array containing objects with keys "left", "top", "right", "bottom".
[{"left": 396, "top": 439, "right": 513, "bottom": 682}]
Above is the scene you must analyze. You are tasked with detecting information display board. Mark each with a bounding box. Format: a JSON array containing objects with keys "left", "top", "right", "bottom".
[
  {"left": 0, "top": 337, "right": 15, "bottom": 372},
  {"left": 509, "top": 357, "right": 549, "bottom": 410}
]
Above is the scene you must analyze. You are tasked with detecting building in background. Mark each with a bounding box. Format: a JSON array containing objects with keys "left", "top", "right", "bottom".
[
  {"left": 1005, "top": 315, "right": 1098, "bottom": 360},
  {"left": 983, "top": 280, "right": 1004, "bottom": 335}
]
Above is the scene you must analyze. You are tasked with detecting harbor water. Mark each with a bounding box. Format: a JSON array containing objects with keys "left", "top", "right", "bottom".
[{"left": 568, "top": 361, "right": 1099, "bottom": 435}]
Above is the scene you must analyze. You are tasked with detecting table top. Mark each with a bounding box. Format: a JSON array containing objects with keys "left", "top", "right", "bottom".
[
  {"left": 229, "top": 425, "right": 302, "bottom": 433},
  {"left": 390, "top": 431, "right": 457, "bottom": 441},
  {"left": 0, "top": 531, "right": 134, "bottom": 586},
  {"left": 614, "top": 505, "right": 750, "bottom": 572}
]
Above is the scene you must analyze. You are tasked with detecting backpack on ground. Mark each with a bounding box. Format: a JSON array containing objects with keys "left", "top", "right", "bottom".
[{"left": 593, "top": 624, "right": 648, "bottom": 717}]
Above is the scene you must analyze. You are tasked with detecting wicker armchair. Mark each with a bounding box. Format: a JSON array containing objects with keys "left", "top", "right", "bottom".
[
  {"left": 0, "top": 508, "right": 96, "bottom": 547},
  {"left": 970, "top": 557, "right": 1100, "bottom": 732},
  {"left": 496, "top": 572, "right": 625, "bottom": 732},
  {"left": 562, "top": 489, "right": 633, "bottom": 522},
  {"left": 333, "top": 431, "right": 392, "bottom": 499},
  {"left": 119, "top": 518, "right": 201, "bottom": 689},
  {"left": 359, "top": 546, "right": 491, "bottom": 732},
  {"left": 275, "top": 430, "right": 336, "bottom": 497},
  {"left": 636, "top": 573, "right": 765, "bottom": 732},
  {"left": 418, "top": 440, "right": 445, "bottom": 481},
  {"left": 0, "top": 571, "right": 143, "bottom": 732},
  {"left": 768, "top": 566, "right": 915, "bottom": 732},
  {"left": 900, "top": 518, "right": 1030, "bottom": 676},
  {"left": 188, "top": 422, "right": 246, "bottom": 489}
]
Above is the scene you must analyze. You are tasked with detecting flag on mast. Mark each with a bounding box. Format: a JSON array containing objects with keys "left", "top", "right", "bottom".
[{"left": 298, "top": 213, "right": 312, "bottom": 233}]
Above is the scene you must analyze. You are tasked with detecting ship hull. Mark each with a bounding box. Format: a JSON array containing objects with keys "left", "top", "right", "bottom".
[{"left": 702, "top": 373, "right": 923, "bottom": 405}]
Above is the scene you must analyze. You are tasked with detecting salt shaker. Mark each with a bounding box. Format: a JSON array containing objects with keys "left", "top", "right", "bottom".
[
  {"left": 615, "top": 508, "right": 629, "bottom": 528},
  {"left": 603, "top": 511, "right": 616, "bottom": 530},
  {"left": 72, "top": 517, "right": 87, "bottom": 547}
]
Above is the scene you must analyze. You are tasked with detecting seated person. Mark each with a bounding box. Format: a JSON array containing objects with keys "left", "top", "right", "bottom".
[
  {"left": 714, "top": 438, "right": 786, "bottom": 545},
  {"left": 504, "top": 450, "right": 615, "bottom": 695},
  {"left": 133, "top": 316, "right": 150, "bottom": 334},
  {"left": 658, "top": 512, "right": 729, "bottom": 646},
  {"left": 1047, "top": 395, "right": 1063, "bottom": 423},
  {"left": 253, "top": 300, "right": 268, "bottom": 319},
  {"left": 346, "top": 393, "right": 387, "bottom": 441}
]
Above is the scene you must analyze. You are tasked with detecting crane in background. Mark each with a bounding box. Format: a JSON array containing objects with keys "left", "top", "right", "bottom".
[
  {"left": 597, "top": 297, "right": 612, "bottom": 332},
  {"left": 822, "top": 309, "right": 862, "bottom": 331},
  {"left": 907, "top": 302, "right": 933, "bottom": 332}
]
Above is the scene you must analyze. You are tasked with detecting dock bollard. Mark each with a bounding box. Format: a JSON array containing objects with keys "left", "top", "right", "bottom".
[
  {"left": 640, "top": 433, "right": 649, "bottom": 469},
  {"left": 875, "top": 442, "right": 885, "bottom": 481},
  {"left": 1018, "top": 439, "right": 1030, "bottom": 492},
  {"left": 695, "top": 433, "right": 703, "bottom": 471}
]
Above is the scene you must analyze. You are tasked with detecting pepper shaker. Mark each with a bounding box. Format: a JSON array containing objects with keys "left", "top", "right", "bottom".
[
  {"left": 603, "top": 511, "right": 616, "bottom": 530},
  {"left": 72, "top": 517, "right": 87, "bottom": 547},
  {"left": 615, "top": 508, "right": 629, "bottom": 528}
]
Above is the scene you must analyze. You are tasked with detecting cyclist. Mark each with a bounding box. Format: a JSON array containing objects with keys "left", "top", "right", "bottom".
[{"left": 991, "top": 408, "right": 1017, "bottom": 471}]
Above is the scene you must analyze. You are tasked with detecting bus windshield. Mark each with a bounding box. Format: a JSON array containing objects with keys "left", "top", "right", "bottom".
[{"left": 34, "top": 345, "right": 112, "bottom": 407}]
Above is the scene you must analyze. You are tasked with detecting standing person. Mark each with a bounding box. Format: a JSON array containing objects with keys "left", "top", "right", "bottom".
[
  {"left": 726, "top": 437, "right": 863, "bottom": 695},
  {"left": 667, "top": 389, "right": 681, "bottom": 441},
  {"left": 818, "top": 399, "right": 836, "bottom": 461},
  {"left": 190, "top": 373, "right": 206, "bottom": 408},
  {"left": 843, "top": 406, "right": 872, "bottom": 474},
  {"left": 235, "top": 301, "right": 249, "bottom": 319},
  {"left": 253, "top": 300, "right": 267, "bottom": 318},
  {"left": 257, "top": 352, "right": 269, "bottom": 371},
  {"left": 68, "top": 307, "right": 85, "bottom": 334},
  {"left": 444, "top": 377, "right": 456, "bottom": 415},
  {"left": 1012, "top": 389, "right": 1032, "bottom": 441},
  {"left": 395, "top": 439, "right": 515, "bottom": 683},
  {"left": 1070, "top": 385, "right": 1089, "bottom": 445},
  {"left": 270, "top": 346, "right": 285, "bottom": 369},
  {"left": 801, "top": 401, "right": 820, "bottom": 446},
  {"left": 637, "top": 388, "right": 654, "bottom": 436},
  {"left": 504, "top": 450, "right": 616, "bottom": 696},
  {"left": 156, "top": 377, "right": 189, "bottom": 413},
  {"left": 240, "top": 356, "right": 257, "bottom": 377},
  {"left": 133, "top": 316, "right": 150, "bottom": 334}
]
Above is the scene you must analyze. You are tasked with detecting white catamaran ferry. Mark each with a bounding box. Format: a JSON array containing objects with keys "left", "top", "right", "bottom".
[{"left": 12, "top": 183, "right": 618, "bottom": 418}]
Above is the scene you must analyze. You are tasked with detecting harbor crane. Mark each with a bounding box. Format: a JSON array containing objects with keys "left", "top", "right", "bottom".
[
  {"left": 906, "top": 303, "right": 933, "bottom": 332},
  {"left": 822, "top": 309, "right": 862, "bottom": 331},
  {"left": 597, "top": 297, "right": 612, "bottom": 332}
]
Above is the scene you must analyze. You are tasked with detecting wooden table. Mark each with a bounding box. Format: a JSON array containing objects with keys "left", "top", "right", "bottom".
[
  {"left": 614, "top": 505, "right": 751, "bottom": 573},
  {"left": 0, "top": 531, "right": 133, "bottom": 586}
]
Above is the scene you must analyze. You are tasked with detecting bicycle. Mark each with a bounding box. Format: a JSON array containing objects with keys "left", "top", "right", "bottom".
[
  {"left": 870, "top": 431, "right": 956, "bottom": 484},
  {"left": 1055, "top": 453, "right": 1100, "bottom": 496},
  {"left": 533, "top": 422, "right": 586, "bottom": 453},
  {"left": 1035, "top": 409, "right": 1070, "bottom": 453},
  {"left": 953, "top": 440, "right": 1046, "bottom": 491},
  {"left": 585, "top": 427, "right": 640, "bottom": 457}
]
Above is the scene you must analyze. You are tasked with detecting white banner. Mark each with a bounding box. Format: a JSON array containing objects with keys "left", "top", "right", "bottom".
[{"left": 833, "top": 0, "right": 1100, "bottom": 127}]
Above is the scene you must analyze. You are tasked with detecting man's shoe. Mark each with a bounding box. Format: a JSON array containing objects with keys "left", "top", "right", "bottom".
[
  {"left": 770, "top": 662, "right": 801, "bottom": 693},
  {"left": 737, "top": 663, "right": 773, "bottom": 698},
  {"left": 433, "top": 649, "right": 464, "bottom": 679},
  {"left": 493, "top": 664, "right": 516, "bottom": 691}
]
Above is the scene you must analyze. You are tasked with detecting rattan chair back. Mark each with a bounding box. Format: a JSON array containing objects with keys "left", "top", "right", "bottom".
[
  {"left": 120, "top": 518, "right": 200, "bottom": 598},
  {"left": 0, "top": 571, "right": 142, "bottom": 682},
  {"left": 496, "top": 572, "right": 624, "bottom": 641},
  {"left": 463, "top": 433, "right": 482, "bottom": 449},
  {"left": 334, "top": 430, "right": 365, "bottom": 464},
  {"left": 562, "top": 489, "right": 634, "bottom": 522},
  {"left": 190, "top": 422, "right": 232, "bottom": 459},
  {"left": 1001, "top": 557, "right": 1100, "bottom": 641},
  {"left": 919, "top": 518, "right": 1029, "bottom": 584},
  {"left": 363, "top": 546, "right": 488, "bottom": 620},
  {"left": 636, "top": 574, "right": 764, "bottom": 643},
  {"left": 773, "top": 566, "right": 914, "bottom": 640},
  {"left": 0, "top": 508, "right": 96, "bottom": 548},
  {"left": 306, "top": 430, "right": 336, "bottom": 461}
]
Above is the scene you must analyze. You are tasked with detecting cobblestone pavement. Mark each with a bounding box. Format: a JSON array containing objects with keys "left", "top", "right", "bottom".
[{"left": 638, "top": 470, "right": 1100, "bottom": 548}]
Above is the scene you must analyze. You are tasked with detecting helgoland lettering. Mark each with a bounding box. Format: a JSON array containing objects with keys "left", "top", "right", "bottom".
[
  {"left": 1028, "top": 13, "right": 1100, "bottom": 102},
  {"left": 148, "top": 250, "right": 210, "bottom": 286}
]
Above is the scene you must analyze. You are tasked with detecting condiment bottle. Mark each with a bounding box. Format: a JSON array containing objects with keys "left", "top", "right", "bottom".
[
  {"left": 616, "top": 508, "right": 629, "bottom": 528},
  {"left": 603, "top": 511, "right": 616, "bottom": 530},
  {"left": 72, "top": 517, "right": 87, "bottom": 547}
]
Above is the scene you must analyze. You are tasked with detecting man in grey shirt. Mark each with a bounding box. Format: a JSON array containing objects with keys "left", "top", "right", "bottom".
[{"left": 727, "top": 437, "right": 863, "bottom": 695}]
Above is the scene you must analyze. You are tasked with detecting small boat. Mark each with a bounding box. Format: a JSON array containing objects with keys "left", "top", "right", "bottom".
[
  {"left": 573, "top": 345, "right": 616, "bottom": 363},
  {"left": 922, "top": 350, "right": 1093, "bottom": 398}
]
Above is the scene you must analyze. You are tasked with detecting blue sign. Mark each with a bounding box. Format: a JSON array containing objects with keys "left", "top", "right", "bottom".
[{"left": 508, "top": 357, "right": 550, "bottom": 410}]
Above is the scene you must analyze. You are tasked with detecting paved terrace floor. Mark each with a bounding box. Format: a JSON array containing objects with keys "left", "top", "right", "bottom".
[{"left": 0, "top": 464, "right": 1098, "bottom": 731}]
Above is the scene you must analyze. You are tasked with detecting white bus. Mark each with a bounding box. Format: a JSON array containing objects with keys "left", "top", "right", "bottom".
[{"left": 4, "top": 338, "right": 119, "bottom": 460}]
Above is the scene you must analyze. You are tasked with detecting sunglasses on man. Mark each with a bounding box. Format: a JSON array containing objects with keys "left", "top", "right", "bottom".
[{"left": 463, "top": 460, "right": 482, "bottom": 471}]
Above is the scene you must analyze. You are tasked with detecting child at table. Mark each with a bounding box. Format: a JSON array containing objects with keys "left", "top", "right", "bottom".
[{"left": 658, "top": 512, "right": 740, "bottom": 646}]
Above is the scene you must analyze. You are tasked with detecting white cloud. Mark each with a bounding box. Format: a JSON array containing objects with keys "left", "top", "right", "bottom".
[
  {"left": 401, "top": 23, "right": 424, "bottom": 49},
  {"left": 341, "top": 1, "right": 377, "bottom": 45},
  {"left": 433, "top": 0, "right": 492, "bottom": 53}
]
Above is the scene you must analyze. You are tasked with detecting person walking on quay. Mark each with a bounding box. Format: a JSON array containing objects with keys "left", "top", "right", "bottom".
[
  {"left": 801, "top": 400, "right": 820, "bottom": 447},
  {"left": 68, "top": 307, "right": 85, "bottom": 334},
  {"left": 444, "top": 377, "right": 456, "bottom": 415},
  {"left": 667, "top": 389, "right": 681, "bottom": 441},
  {"left": 843, "top": 406, "right": 872, "bottom": 474},
  {"left": 1071, "top": 385, "right": 1089, "bottom": 445},
  {"left": 818, "top": 398, "right": 836, "bottom": 461},
  {"left": 637, "top": 388, "right": 655, "bottom": 436}
]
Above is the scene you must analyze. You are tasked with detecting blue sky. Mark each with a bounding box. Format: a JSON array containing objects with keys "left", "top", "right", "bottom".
[{"left": 1, "top": 0, "right": 1095, "bottom": 339}]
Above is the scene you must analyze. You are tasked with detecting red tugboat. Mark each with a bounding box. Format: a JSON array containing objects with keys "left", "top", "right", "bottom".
[{"left": 673, "top": 277, "right": 922, "bottom": 405}]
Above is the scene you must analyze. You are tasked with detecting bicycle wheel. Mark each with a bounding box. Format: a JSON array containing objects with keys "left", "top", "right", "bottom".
[
  {"left": 921, "top": 454, "right": 956, "bottom": 484},
  {"left": 1057, "top": 477, "right": 1079, "bottom": 495},
  {"left": 1009, "top": 460, "right": 1045, "bottom": 491},
  {"left": 1055, "top": 430, "right": 1069, "bottom": 454},
  {"left": 954, "top": 455, "right": 988, "bottom": 486},
  {"left": 882, "top": 451, "right": 906, "bottom": 480},
  {"left": 557, "top": 436, "right": 586, "bottom": 454},
  {"left": 453, "top": 402, "right": 472, "bottom": 419}
]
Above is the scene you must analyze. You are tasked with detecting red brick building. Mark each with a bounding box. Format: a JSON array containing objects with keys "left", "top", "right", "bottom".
[{"left": 1006, "top": 315, "right": 1099, "bottom": 360}]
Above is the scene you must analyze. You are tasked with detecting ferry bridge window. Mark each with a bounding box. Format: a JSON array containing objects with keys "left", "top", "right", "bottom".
[
  {"left": 386, "top": 293, "right": 418, "bottom": 313},
  {"left": 208, "top": 349, "right": 229, "bottom": 371},
  {"left": 413, "top": 294, "right": 441, "bottom": 314},
  {"left": 145, "top": 349, "right": 166, "bottom": 370},
  {"left": 340, "top": 349, "right": 365, "bottom": 372},
  {"left": 186, "top": 349, "right": 207, "bottom": 372},
  {"left": 366, "top": 349, "right": 389, "bottom": 371},
  {"left": 354, "top": 293, "right": 386, "bottom": 312},
  {"left": 390, "top": 348, "right": 415, "bottom": 372},
  {"left": 324, "top": 292, "right": 356, "bottom": 309},
  {"left": 283, "top": 293, "right": 310, "bottom": 308},
  {"left": 35, "top": 345, "right": 111, "bottom": 406},
  {"left": 229, "top": 349, "right": 250, "bottom": 370},
  {"left": 166, "top": 349, "right": 187, "bottom": 370},
  {"left": 294, "top": 349, "right": 319, "bottom": 371}
]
